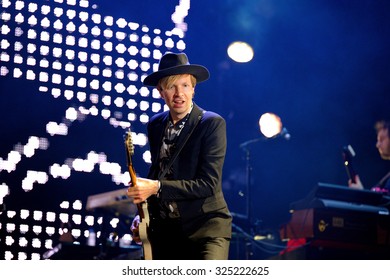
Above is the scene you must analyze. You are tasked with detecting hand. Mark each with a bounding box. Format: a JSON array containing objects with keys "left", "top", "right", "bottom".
[
  {"left": 348, "top": 174, "right": 364, "bottom": 190},
  {"left": 127, "top": 177, "right": 159, "bottom": 204},
  {"left": 130, "top": 215, "right": 142, "bottom": 245}
]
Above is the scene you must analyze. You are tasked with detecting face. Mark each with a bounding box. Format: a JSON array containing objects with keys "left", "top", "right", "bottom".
[
  {"left": 376, "top": 128, "right": 390, "bottom": 160},
  {"left": 158, "top": 74, "right": 195, "bottom": 123}
]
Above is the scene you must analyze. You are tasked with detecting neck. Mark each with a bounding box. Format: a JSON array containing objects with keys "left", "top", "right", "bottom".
[
  {"left": 171, "top": 112, "right": 188, "bottom": 125},
  {"left": 170, "top": 103, "right": 193, "bottom": 124}
]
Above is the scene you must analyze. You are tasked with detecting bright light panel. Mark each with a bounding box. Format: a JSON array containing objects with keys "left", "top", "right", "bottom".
[{"left": 0, "top": 0, "right": 191, "bottom": 260}]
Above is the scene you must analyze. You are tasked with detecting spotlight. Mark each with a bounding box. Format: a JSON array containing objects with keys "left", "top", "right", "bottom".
[
  {"left": 227, "top": 41, "right": 254, "bottom": 63},
  {"left": 259, "top": 113, "right": 291, "bottom": 140}
]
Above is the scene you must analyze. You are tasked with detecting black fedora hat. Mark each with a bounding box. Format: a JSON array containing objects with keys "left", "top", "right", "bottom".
[{"left": 143, "top": 52, "right": 210, "bottom": 86}]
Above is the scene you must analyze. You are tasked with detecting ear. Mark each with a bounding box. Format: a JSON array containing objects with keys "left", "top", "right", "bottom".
[{"left": 158, "top": 89, "right": 165, "bottom": 99}]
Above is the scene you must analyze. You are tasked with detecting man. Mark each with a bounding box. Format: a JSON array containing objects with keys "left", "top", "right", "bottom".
[
  {"left": 349, "top": 120, "right": 390, "bottom": 193},
  {"left": 127, "top": 52, "right": 232, "bottom": 260}
]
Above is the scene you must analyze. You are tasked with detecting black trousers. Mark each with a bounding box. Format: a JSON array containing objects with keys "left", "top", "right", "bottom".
[{"left": 148, "top": 218, "right": 230, "bottom": 260}]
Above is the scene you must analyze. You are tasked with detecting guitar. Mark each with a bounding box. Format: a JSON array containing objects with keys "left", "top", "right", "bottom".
[
  {"left": 342, "top": 144, "right": 357, "bottom": 184},
  {"left": 124, "top": 129, "right": 153, "bottom": 260}
]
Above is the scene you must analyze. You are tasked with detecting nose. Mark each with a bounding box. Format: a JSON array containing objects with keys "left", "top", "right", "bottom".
[{"left": 173, "top": 86, "right": 184, "bottom": 95}]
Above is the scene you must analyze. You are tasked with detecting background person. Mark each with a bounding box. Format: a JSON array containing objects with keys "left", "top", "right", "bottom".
[{"left": 349, "top": 120, "right": 390, "bottom": 194}]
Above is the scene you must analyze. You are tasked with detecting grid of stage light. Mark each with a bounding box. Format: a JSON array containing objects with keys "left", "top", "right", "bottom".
[
  {"left": 0, "top": 0, "right": 191, "bottom": 259},
  {"left": 1, "top": 198, "right": 124, "bottom": 260}
]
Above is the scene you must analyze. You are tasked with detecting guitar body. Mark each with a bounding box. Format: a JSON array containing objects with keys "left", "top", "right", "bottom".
[
  {"left": 125, "top": 131, "right": 153, "bottom": 260},
  {"left": 137, "top": 202, "right": 152, "bottom": 260}
]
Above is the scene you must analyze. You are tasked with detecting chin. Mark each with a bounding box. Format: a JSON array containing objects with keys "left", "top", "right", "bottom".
[{"left": 380, "top": 154, "right": 390, "bottom": 160}]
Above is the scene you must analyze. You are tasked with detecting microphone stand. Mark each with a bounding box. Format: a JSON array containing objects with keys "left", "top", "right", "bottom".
[
  {"left": 239, "top": 137, "right": 265, "bottom": 259},
  {"left": 235, "top": 127, "right": 291, "bottom": 259},
  {"left": 239, "top": 131, "right": 290, "bottom": 219},
  {"left": 239, "top": 137, "right": 266, "bottom": 225}
]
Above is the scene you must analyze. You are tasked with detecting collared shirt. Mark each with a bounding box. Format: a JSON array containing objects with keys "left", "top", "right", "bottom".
[{"left": 157, "top": 104, "right": 193, "bottom": 218}]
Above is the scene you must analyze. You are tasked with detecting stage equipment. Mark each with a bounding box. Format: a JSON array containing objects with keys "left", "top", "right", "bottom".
[
  {"left": 279, "top": 183, "right": 390, "bottom": 259},
  {"left": 85, "top": 188, "right": 139, "bottom": 259},
  {"left": 86, "top": 187, "right": 137, "bottom": 217}
]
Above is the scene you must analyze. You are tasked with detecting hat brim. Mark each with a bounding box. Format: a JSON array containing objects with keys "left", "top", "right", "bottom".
[{"left": 143, "top": 65, "right": 210, "bottom": 86}]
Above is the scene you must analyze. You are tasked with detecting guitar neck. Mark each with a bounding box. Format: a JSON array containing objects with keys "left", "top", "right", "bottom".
[
  {"left": 128, "top": 165, "right": 137, "bottom": 185},
  {"left": 127, "top": 164, "right": 147, "bottom": 219},
  {"left": 343, "top": 153, "right": 356, "bottom": 183},
  {"left": 344, "top": 160, "right": 356, "bottom": 183},
  {"left": 124, "top": 130, "right": 153, "bottom": 260}
]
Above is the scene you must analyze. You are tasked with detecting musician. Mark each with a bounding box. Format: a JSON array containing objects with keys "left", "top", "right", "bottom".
[
  {"left": 349, "top": 120, "right": 390, "bottom": 194},
  {"left": 127, "top": 52, "right": 232, "bottom": 260}
]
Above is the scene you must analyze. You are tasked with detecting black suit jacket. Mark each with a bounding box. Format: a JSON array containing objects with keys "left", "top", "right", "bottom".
[{"left": 146, "top": 103, "right": 232, "bottom": 239}]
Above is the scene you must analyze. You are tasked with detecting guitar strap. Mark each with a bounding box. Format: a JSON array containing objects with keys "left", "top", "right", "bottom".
[
  {"left": 158, "top": 111, "right": 204, "bottom": 180},
  {"left": 377, "top": 171, "right": 390, "bottom": 189}
]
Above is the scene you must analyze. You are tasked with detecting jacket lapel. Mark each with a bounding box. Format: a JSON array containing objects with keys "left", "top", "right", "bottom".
[{"left": 157, "top": 103, "right": 204, "bottom": 180}]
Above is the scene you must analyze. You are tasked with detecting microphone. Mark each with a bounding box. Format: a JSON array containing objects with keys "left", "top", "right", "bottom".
[
  {"left": 280, "top": 127, "right": 291, "bottom": 140},
  {"left": 239, "top": 138, "right": 263, "bottom": 150}
]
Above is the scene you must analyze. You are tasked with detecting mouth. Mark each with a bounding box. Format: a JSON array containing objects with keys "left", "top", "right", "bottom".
[{"left": 173, "top": 99, "right": 185, "bottom": 107}]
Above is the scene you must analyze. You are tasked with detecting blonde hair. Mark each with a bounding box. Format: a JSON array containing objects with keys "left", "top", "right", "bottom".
[
  {"left": 375, "top": 120, "right": 390, "bottom": 137},
  {"left": 157, "top": 74, "right": 196, "bottom": 91}
]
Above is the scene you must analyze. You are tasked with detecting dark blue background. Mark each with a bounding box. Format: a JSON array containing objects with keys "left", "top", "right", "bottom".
[{"left": 184, "top": 0, "right": 390, "bottom": 231}]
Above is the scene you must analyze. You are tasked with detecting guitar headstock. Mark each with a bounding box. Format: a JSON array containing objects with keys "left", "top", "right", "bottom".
[
  {"left": 342, "top": 144, "right": 356, "bottom": 161},
  {"left": 124, "top": 129, "right": 137, "bottom": 183},
  {"left": 124, "top": 129, "right": 135, "bottom": 169},
  {"left": 125, "top": 129, "right": 134, "bottom": 156}
]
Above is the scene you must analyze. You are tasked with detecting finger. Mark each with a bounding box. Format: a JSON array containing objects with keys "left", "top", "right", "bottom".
[
  {"left": 127, "top": 189, "right": 138, "bottom": 197},
  {"left": 132, "top": 231, "right": 141, "bottom": 243}
]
